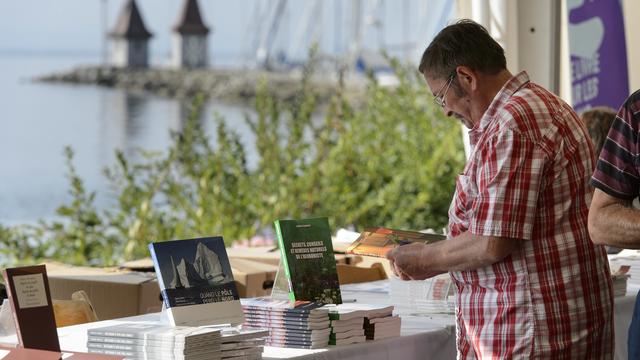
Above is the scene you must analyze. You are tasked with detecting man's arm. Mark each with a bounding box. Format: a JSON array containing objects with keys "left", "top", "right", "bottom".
[
  {"left": 589, "top": 188, "right": 640, "bottom": 248},
  {"left": 386, "top": 232, "right": 521, "bottom": 280}
]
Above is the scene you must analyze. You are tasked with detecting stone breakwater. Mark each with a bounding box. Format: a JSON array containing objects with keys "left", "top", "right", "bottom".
[{"left": 36, "top": 66, "right": 366, "bottom": 104}]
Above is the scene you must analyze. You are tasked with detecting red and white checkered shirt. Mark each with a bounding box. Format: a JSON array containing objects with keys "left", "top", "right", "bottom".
[{"left": 447, "top": 72, "right": 613, "bottom": 359}]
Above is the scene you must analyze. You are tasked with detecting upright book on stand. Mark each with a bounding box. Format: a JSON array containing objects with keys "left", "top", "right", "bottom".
[
  {"left": 149, "top": 236, "right": 244, "bottom": 326},
  {"left": 346, "top": 227, "right": 445, "bottom": 258},
  {"left": 1, "top": 265, "right": 60, "bottom": 352},
  {"left": 272, "top": 217, "right": 342, "bottom": 304}
]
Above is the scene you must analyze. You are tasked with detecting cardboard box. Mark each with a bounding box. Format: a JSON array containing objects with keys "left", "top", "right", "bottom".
[
  {"left": 44, "top": 263, "right": 162, "bottom": 321},
  {"left": 117, "top": 244, "right": 361, "bottom": 299},
  {"left": 120, "top": 257, "right": 279, "bottom": 298},
  {"left": 230, "top": 258, "right": 277, "bottom": 298}
]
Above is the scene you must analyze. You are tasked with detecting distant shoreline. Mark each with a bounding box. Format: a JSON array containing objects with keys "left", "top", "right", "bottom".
[{"left": 35, "top": 66, "right": 366, "bottom": 105}]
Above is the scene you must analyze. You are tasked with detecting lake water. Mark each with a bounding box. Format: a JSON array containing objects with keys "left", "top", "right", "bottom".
[
  {"left": 0, "top": 0, "right": 455, "bottom": 225},
  {"left": 0, "top": 53, "right": 257, "bottom": 225}
]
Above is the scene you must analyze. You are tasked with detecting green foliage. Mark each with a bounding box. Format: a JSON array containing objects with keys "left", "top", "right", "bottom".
[
  {"left": 317, "top": 59, "right": 465, "bottom": 230},
  {"left": 0, "top": 60, "right": 465, "bottom": 267}
]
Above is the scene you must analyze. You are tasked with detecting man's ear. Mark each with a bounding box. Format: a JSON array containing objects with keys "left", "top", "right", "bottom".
[{"left": 455, "top": 66, "right": 477, "bottom": 92}]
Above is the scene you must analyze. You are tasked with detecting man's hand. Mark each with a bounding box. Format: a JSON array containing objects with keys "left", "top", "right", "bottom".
[
  {"left": 386, "top": 243, "right": 445, "bottom": 280},
  {"left": 386, "top": 232, "right": 521, "bottom": 279}
]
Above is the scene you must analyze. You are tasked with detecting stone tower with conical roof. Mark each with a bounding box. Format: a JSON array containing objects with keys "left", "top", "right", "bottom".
[
  {"left": 172, "top": 0, "right": 210, "bottom": 68},
  {"left": 109, "top": 0, "right": 153, "bottom": 68}
]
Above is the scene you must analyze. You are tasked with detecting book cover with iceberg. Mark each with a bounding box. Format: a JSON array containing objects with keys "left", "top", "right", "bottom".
[{"left": 149, "top": 236, "right": 244, "bottom": 326}]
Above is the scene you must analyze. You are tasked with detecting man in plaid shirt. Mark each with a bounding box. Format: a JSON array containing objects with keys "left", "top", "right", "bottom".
[
  {"left": 388, "top": 20, "right": 613, "bottom": 358},
  {"left": 589, "top": 89, "right": 640, "bottom": 359}
]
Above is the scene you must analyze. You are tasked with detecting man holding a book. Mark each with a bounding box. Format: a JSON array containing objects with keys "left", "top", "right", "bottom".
[{"left": 387, "top": 20, "right": 613, "bottom": 358}]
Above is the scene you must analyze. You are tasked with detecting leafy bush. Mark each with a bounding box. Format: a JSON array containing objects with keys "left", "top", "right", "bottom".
[{"left": 0, "top": 60, "right": 465, "bottom": 267}]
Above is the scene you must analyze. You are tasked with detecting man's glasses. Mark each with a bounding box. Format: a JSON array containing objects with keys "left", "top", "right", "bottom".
[{"left": 434, "top": 74, "right": 456, "bottom": 108}]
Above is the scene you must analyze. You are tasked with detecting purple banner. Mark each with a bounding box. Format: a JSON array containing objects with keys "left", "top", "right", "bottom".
[{"left": 567, "top": 0, "right": 629, "bottom": 114}]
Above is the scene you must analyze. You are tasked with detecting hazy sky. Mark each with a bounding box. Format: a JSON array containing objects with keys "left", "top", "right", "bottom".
[
  {"left": 0, "top": 0, "right": 247, "bottom": 56},
  {"left": 0, "top": 0, "right": 453, "bottom": 65}
]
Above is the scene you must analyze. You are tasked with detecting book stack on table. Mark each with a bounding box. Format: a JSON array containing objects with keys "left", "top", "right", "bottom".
[
  {"left": 240, "top": 298, "right": 331, "bottom": 349},
  {"left": 329, "top": 304, "right": 400, "bottom": 341},
  {"left": 326, "top": 308, "right": 366, "bottom": 346},
  {"left": 610, "top": 265, "right": 630, "bottom": 297},
  {"left": 86, "top": 323, "right": 222, "bottom": 360},
  {"left": 364, "top": 314, "right": 401, "bottom": 340},
  {"left": 220, "top": 327, "right": 269, "bottom": 360},
  {"left": 361, "top": 305, "right": 400, "bottom": 340}
]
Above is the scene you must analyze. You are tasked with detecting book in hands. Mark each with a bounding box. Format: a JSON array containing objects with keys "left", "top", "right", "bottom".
[
  {"left": 149, "top": 236, "right": 244, "bottom": 327},
  {"left": 346, "top": 227, "right": 445, "bottom": 258}
]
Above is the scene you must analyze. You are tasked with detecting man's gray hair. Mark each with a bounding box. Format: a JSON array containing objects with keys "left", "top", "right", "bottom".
[{"left": 418, "top": 19, "right": 507, "bottom": 80}]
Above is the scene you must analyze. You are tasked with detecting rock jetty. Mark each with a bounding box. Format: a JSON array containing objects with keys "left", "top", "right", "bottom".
[{"left": 36, "top": 66, "right": 366, "bottom": 104}]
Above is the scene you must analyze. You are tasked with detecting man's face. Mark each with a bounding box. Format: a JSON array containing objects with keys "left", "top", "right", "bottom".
[{"left": 426, "top": 74, "right": 474, "bottom": 129}]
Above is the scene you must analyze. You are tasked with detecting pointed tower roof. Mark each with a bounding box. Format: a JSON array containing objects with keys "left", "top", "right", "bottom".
[
  {"left": 173, "top": 0, "right": 210, "bottom": 35},
  {"left": 109, "top": 0, "right": 153, "bottom": 39}
]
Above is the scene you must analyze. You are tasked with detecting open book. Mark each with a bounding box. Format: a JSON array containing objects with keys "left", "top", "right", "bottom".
[{"left": 346, "top": 227, "right": 445, "bottom": 258}]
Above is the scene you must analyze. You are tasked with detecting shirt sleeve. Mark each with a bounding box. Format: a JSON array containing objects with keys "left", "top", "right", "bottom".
[
  {"left": 590, "top": 99, "right": 640, "bottom": 199},
  {"left": 469, "top": 129, "right": 545, "bottom": 241}
]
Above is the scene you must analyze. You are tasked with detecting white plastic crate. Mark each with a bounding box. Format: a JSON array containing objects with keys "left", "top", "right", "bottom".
[{"left": 389, "top": 274, "right": 456, "bottom": 315}]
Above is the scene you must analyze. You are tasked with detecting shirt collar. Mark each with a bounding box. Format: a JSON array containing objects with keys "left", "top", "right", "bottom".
[{"left": 467, "top": 71, "right": 531, "bottom": 145}]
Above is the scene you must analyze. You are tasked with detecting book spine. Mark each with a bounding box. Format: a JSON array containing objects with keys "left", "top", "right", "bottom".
[
  {"left": 88, "top": 348, "right": 137, "bottom": 357},
  {"left": 87, "top": 330, "right": 136, "bottom": 338},
  {"left": 87, "top": 336, "right": 139, "bottom": 344},
  {"left": 351, "top": 249, "right": 389, "bottom": 258},
  {"left": 274, "top": 220, "right": 296, "bottom": 303},
  {"left": 148, "top": 244, "right": 171, "bottom": 309},
  {"left": 241, "top": 306, "right": 315, "bottom": 315},
  {"left": 87, "top": 335, "right": 217, "bottom": 347},
  {"left": 87, "top": 342, "right": 144, "bottom": 351}
]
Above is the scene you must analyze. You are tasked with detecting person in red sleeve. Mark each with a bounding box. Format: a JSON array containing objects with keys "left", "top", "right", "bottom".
[{"left": 388, "top": 19, "right": 613, "bottom": 359}]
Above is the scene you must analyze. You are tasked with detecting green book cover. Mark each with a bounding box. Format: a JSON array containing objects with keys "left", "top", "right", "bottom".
[{"left": 274, "top": 217, "right": 342, "bottom": 304}]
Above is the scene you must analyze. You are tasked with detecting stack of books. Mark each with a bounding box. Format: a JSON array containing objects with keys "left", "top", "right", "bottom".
[
  {"left": 364, "top": 315, "right": 401, "bottom": 340},
  {"left": 330, "top": 304, "right": 400, "bottom": 341},
  {"left": 611, "top": 265, "right": 630, "bottom": 297},
  {"left": 326, "top": 307, "right": 366, "bottom": 346},
  {"left": 86, "top": 323, "right": 222, "bottom": 359},
  {"left": 361, "top": 305, "right": 400, "bottom": 340},
  {"left": 220, "top": 327, "right": 269, "bottom": 360},
  {"left": 241, "top": 298, "right": 331, "bottom": 349},
  {"left": 609, "top": 250, "right": 640, "bottom": 287},
  {"left": 389, "top": 275, "right": 455, "bottom": 314}
]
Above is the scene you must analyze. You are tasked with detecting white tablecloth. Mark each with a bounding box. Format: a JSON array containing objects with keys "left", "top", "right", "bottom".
[
  {"left": 259, "top": 281, "right": 456, "bottom": 360},
  {"left": 44, "top": 281, "right": 458, "bottom": 360},
  {"left": 610, "top": 251, "right": 640, "bottom": 360},
  {"left": 261, "top": 321, "right": 455, "bottom": 360},
  {"left": 614, "top": 286, "right": 637, "bottom": 360},
  {"left": 1, "top": 279, "right": 636, "bottom": 360}
]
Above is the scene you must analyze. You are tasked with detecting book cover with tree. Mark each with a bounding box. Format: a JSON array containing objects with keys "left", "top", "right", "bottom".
[{"left": 274, "top": 217, "right": 342, "bottom": 304}]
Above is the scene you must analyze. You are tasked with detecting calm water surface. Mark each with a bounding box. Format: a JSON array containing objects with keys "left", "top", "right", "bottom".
[{"left": 0, "top": 54, "right": 256, "bottom": 224}]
